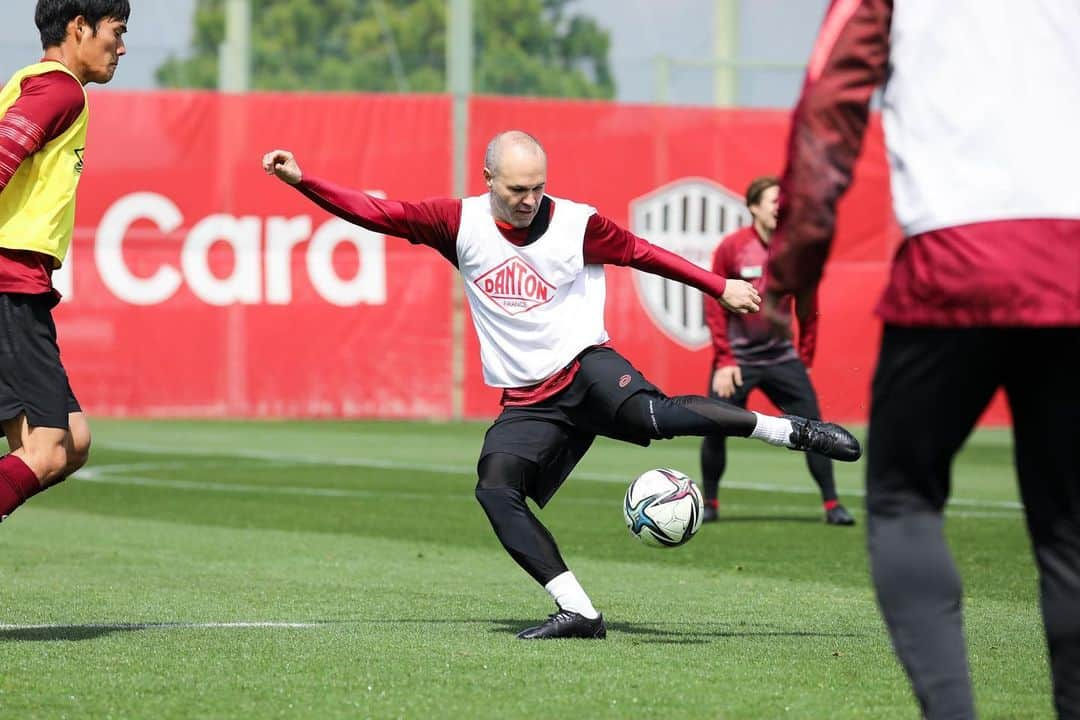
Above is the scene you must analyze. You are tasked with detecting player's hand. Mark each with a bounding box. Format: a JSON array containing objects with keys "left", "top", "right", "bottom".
[
  {"left": 262, "top": 149, "right": 303, "bottom": 185},
  {"left": 712, "top": 365, "right": 742, "bottom": 398},
  {"left": 719, "top": 279, "right": 761, "bottom": 314}
]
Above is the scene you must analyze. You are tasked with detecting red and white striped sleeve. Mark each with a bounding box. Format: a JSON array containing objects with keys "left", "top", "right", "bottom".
[
  {"left": 0, "top": 70, "right": 85, "bottom": 191},
  {"left": 766, "top": 0, "right": 892, "bottom": 296}
]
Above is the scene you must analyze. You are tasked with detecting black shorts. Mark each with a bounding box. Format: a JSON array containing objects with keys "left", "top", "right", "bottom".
[
  {"left": 479, "top": 346, "right": 659, "bottom": 507},
  {"left": 0, "top": 293, "right": 80, "bottom": 429},
  {"left": 707, "top": 358, "right": 822, "bottom": 420}
]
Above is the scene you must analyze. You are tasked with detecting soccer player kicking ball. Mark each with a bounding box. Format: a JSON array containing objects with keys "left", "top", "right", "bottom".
[
  {"left": 263, "top": 131, "right": 861, "bottom": 640},
  {"left": 0, "top": 1, "right": 129, "bottom": 524}
]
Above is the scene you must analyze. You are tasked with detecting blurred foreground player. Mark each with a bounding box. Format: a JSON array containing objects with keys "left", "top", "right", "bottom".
[
  {"left": 767, "top": 0, "right": 1080, "bottom": 716},
  {"left": 700, "top": 175, "right": 854, "bottom": 526},
  {"left": 264, "top": 131, "right": 861, "bottom": 640},
  {"left": 0, "top": 1, "right": 129, "bottom": 523}
]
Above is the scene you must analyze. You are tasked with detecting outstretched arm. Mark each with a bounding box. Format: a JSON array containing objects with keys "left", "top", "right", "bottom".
[
  {"left": 583, "top": 213, "right": 760, "bottom": 314},
  {"left": 261, "top": 149, "right": 460, "bottom": 265}
]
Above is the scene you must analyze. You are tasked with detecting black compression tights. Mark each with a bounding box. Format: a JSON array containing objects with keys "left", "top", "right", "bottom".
[
  {"left": 614, "top": 391, "right": 758, "bottom": 440},
  {"left": 473, "top": 394, "right": 758, "bottom": 587},
  {"left": 474, "top": 453, "right": 568, "bottom": 586}
]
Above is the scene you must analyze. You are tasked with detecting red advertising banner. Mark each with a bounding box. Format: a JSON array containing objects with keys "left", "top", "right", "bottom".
[
  {"left": 60, "top": 91, "right": 455, "bottom": 418},
  {"left": 54, "top": 91, "right": 1008, "bottom": 425}
]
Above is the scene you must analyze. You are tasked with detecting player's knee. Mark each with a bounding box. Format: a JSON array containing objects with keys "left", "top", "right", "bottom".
[
  {"left": 65, "top": 428, "right": 91, "bottom": 475},
  {"left": 21, "top": 443, "right": 69, "bottom": 484},
  {"left": 614, "top": 391, "right": 665, "bottom": 439},
  {"left": 475, "top": 453, "right": 532, "bottom": 508},
  {"left": 474, "top": 484, "right": 525, "bottom": 522},
  {"left": 63, "top": 445, "right": 89, "bottom": 476},
  {"left": 701, "top": 433, "right": 726, "bottom": 455}
]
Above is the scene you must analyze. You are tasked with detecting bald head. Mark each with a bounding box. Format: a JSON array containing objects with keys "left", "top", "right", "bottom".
[
  {"left": 484, "top": 130, "right": 546, "bottom": 176},
  {"left": 483, "top": 130, "right": 548, "bottom": 228}
]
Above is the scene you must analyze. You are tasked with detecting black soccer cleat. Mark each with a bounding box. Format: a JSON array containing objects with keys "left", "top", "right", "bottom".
[
  {"left": 825, "top": 504, "right": 857, "bottom": 526},
  {"left": 516, "top": 609, "right": 607, "bottom": 640},
  {"left": 783, "top": 415, "right": 862, "bottom": 462},
  {"left": 702, "top": 504, "right": 719, "bottom": 523}
]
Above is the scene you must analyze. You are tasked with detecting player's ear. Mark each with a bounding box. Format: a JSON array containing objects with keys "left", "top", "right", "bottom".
[{"left": 72, "top": 15, "right": 88, "bottom": 41}]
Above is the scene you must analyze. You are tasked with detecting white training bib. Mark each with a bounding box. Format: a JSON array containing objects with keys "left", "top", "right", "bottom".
[
  {"left": 457, "top": 194, "right": 608, "bottom": 388},
  {"left": 883, "top": 0, "right": 1080, "bottom": 235}
]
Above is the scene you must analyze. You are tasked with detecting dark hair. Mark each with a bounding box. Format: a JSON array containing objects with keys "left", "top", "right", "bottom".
[
  {"left": 35, "top": 0, "right": 130, "bottom": 49},
  {"left": 745, "top": 175, "right": 780, "bottom": 208}
]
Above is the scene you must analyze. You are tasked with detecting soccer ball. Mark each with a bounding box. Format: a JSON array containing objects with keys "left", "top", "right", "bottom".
[{"left": 623, "top": 468, "right": 704, "bottom": 548}]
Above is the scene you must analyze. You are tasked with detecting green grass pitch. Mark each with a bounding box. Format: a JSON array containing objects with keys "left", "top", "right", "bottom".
[{"left": 0, "top": 420, "right": 1053, "bottom": 718}]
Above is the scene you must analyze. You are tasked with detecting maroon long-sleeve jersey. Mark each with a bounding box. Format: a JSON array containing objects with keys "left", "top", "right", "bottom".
[
  {"left": 296, "top": 176, "right": 731, "bottom": 295},
  {"left": 705, "top": 226, "right": 816, "bottom": 370},
  {"left": 295, "top": 175, "right": 737, "bottom": 402}
]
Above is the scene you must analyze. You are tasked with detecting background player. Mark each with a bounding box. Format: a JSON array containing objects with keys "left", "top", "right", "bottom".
[
  {"left": 701, "top": 175, "right": 854, "bottom": 526},
  {"left": 0, "top": 0, "right": 129, "bottom": 523}
]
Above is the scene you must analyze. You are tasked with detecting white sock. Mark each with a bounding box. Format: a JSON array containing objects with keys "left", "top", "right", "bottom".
[
  {"left": 750, "top": 411, "right": 794, "bottom": 447},
  {"left": 544, "top": 571, "right": 599, "bottom": 619}
]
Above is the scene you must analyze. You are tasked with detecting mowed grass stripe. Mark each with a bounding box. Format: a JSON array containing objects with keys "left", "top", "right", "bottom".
[
  {"left": 0, "top": 421, "right": 1050, "bottom": 719},
  {"left": 87, "top": 432, "right": 1023, "bottom": 510},
  {"left": 0, "top": 508, "right": 1052, "bottom": 720},
  {"left": 38, "top": 429, "right": 1036, "bottom": 603},
  {"left": 76, "top": 462, "right": 1023, "bottom": 519}
]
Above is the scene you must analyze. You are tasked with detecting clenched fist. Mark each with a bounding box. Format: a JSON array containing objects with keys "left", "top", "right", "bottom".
[{"left": 262, "top": 149, "right": 303, "bottom": 185}]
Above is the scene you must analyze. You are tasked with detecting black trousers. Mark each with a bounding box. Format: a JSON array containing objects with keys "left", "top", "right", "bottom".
[
  {"left": 700, "top": 358, "right": 837, "bottom": 503},
  {"left": 867, "top": 325, "right": 1080, "bottom": 720}
]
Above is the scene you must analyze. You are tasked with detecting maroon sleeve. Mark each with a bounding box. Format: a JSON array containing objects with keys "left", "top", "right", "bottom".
[
  {"left": 796, "top": 291, "right": 819, "bottom": 367},
  {"left": 704, "top": 240, "right": 736, "bottom": 369},
  {"left": 766, "top": 0, "right": 892, "bottom": 296},
  {"left": 583, "top": 213, "right": 727, "bottom": 298},
  {"left": 0, "top": 71, "right": 85, "bottom": 191},
  {"left": 295, "top": 175, "right": 461, "bottom": 266}
]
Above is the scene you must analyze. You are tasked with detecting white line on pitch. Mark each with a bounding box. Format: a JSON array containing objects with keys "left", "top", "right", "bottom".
[
  {"left": 75, "top": 468, "right": 1023, "bottom": 520},
  {"left": 0, "top": 621, "right": 326, "bottom": 631},
  {"left": 91, "top": 439, "right": 1025, "bottom": 511}
]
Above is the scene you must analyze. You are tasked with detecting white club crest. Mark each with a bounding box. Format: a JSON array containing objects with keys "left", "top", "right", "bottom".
[{"left": 629, "top": 178, "right": 750, "bottom": 349}]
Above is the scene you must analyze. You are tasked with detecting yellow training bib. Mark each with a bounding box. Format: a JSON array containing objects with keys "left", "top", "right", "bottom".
[{"left": 0, "top": 61, "right": 88, "bottom": 267}]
